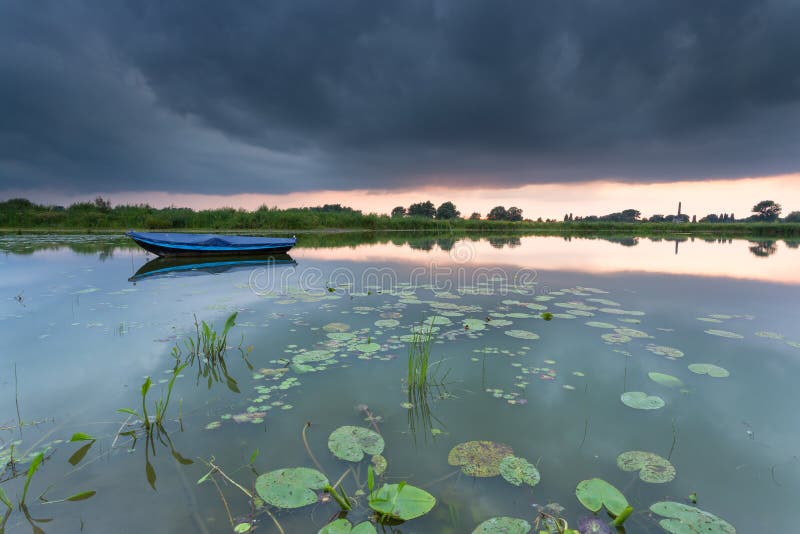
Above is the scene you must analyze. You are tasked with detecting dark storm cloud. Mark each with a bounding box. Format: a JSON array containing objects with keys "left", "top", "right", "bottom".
[{"left": 1, "top": 0, "right": 800, "bottom": 195}]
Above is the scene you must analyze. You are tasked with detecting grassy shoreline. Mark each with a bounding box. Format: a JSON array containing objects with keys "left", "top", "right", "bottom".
[{"left": 2, "top": 221, "right": 800, "bottom": 239}]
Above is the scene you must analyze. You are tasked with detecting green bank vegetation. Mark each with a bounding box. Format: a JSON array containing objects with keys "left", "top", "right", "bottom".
[{"left": 2, "top": 197, "right": 800, "bottom": 237}]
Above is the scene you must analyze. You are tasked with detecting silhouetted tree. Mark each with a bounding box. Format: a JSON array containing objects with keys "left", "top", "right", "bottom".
[
  {"left": 391, "top": 206, "right": 407, "bottom": 218},
  {"left": 749, "top": 241, "right": 778, "bottom": 257},
  {"left": 487, "top": 206, "right": 508, "bottom": 221},
  {"left": 752, "top": 200, "right": 782, "bottom": 221},
  {"left": 435, "top": 201, "right": 460, "bottom": 219},
  {"left": 506, "top": 207, "right": 523, "bottom": 221},
  {"left": 94, "top": 196, "right": 112, "bottom": 212},
  {"left": 468, "top": 212, "right": 481, "bottom": 220},
  {"left": 408, "top": 201, "right": 436, "bottom": 218},
  {"left": 783, "top": 211, "right": 800, "bottom": 223},
  {"left": 649, "top": 214, "right": 666, "bottom": 223}
]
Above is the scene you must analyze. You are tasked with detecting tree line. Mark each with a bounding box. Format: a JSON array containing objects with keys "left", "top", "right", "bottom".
[
  {"left": 390, "top": 201, "right": 524, "bottom": 221},
  {"left": 562, "top": 201, "right": 800, "bottom": 224}
]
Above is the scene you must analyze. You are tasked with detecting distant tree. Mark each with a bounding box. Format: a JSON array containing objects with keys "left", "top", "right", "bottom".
[
  {"left": 487, "top": 206, "right": 508, "bottom": 221},
  {"left": 94, "top": 196, "right": 112, "bottom": 212},
  {"left": 621, "top": 209, "right": 641, "bottom": 222},
  {"left": 649, "top": 214, "right": 666, "bottom": 223},
  {"left": 435, "top": 201, "right": 460, "bottom": 220},
  {"left": 784, "top": 211, "right": 800, "bottom": 223},
  {"left": 752, "top": 200, "right": 782, "bottom": 221},
  {"left": 692, "top": 215, "right": 697, "bottom": 223},
  {"left": 468, "top": 212, "right": 481, "bottom": 220},
  {"left": 506, "top": 206, "right": 523, "bottom": 221},
  {"left": 730, "top": 213, "right": 735, "bottom": 221},
  {"left": 391, "top": 206, "right": 407, "bottom": 218},
  {"left": 564, "top": 214, "right": 569, "bottom": 222},
  {"left": 700, "top": 214, "right": 720, "bottom": 223},
  {"left": 569, "top": 213, "right": 574, "bottom": 221},
  {"left": 408, "top": 201, "right": 436, "bottom": 218}
]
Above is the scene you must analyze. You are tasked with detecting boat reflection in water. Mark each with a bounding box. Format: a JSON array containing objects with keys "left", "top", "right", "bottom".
[{"left": 129, "top": 253, "right": 296, "bottom": 282}]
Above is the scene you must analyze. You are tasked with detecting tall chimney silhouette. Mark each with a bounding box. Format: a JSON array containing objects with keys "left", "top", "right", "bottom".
[{"left": 677, "top": 202, "right": 682, "bottom": 217}]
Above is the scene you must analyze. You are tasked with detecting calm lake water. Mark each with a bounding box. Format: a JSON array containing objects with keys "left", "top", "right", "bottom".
[{"left": 1, "top": 232, "right": 799, "bottom": 533}]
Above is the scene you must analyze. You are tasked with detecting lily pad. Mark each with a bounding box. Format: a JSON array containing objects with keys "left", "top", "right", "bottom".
[
  {"left": 616, "top": 451, "right": 676, "bottom": 483},
  {"left": 355, "top": 343, "right": 381, "bottom": 353},
  {"left": 601, "top": 333, "right": 631, "bottom": 344},
  {"left": 499, "top": 456, "right": 540, "bottom": 487},
  {"left": 577, "top": 516, "right": 613, "bottom": 534},
  {"left": 585, "top": 321, "right": 617, "bottom": 329},
  {"left": 293, "top": 350, "right": 335, "bottom": 364},
  {"left": 614, "top": 327, "right": 649, "bottom": 338},
  {"left": 688, "top": 363, "right": 730, "bottom": 378},
  {"left": 704, "top": 329, "right": 744, "bottom": 339},
  {"left": 327, "top": 332, "right": 355, "bottom": 341},
  {"left": 255, "top": 467, "right": 329, "bottom": 509},
  {"left": 648, "top": 372, "right": 684, "bottom": 388},
  {"left": 448, "top": 441, "right": 514, "bottom": 477},
  {"left": 504, "top": 330, "right": 540, "bottom": 340},
  {"left": 575, "top": 478, "right": 629, "bottom": 516},
  {"left": 471, "top": 517, "right": 531, "bottom": 534},
  {"left": 374, "top": 319, "right": 400, "bottom": 328},
  {"left": 621, "top": 391, "right": 664, "bottom": 410},
  {"left": 463, "top": 318, "right": 487, "bottom": 331},
  {"left": 323, "top": 322, "right": 350, "bottom": 332},
  {"left": 318, "top": 519, "right": 377, "bottom": 534},
  {"left": 646, "top": 345, "right": 685, "bottom": 359},
  {"left": 368, "top": 483, "right": 436, "bottom": 521},
  {"left": 650, "top": 502, "right": 736, "bottom": 533},
  {"left": 371, "top": 454, "right": 387, "bottom": 475},
  {"left": 328, "top": 426, "right": 385, "bottom": 462}
]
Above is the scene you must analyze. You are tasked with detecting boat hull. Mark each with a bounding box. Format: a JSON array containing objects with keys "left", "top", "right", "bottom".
[{"left": 126, "top": 231, "right": 296, "bottom": 257}]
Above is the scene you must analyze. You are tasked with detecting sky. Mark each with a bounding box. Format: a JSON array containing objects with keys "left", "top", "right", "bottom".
[{"left": 1, "top": 1, "right": 800, "bottom": 217}]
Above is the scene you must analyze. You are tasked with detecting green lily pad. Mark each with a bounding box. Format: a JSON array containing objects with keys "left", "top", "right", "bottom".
[
  {"left": 463, "top": 318, "right": 487, "bottom": 331},
  {"left": 355, "top": 343, "right": 381, "bottom": 353},
  {"left": 646, "top": 345, "right": 685, "bottom": 359},
  {"left": 371, "top": 454, "right": 387, "bottom": 475},
  {"left": 616, "top": 451, "right": 676, "bottom": 483},
  {"left": 318, "top": 519, "right": 377, "bottom": 534},
  {"left": 575, "top": 478, "right": 629, "bottom": 516},
  {"left": 621, "top": 391, "right": 665, "bottom": 410},
  {"left": 323, "top": 322, "right": 350, "bottom": 332},
  {"left": 293, "top": 350, "right": 335, "bottom": 364},
  {"left": 650, "top": 502, "right": 736, "bottom": 533},
  {"left": 755, "top": 331, "right": 783, "bottom": 340},
  {"left": 504, "top": 330, "right": 540, "bottom": 340},
  {"left": 328, "top": 426, "right": 385, "bottom": 462},
  {"left": 448, "top": 441, "right": 514, "bottom": 477},
  {"left": 471, "top": 517, "right": 531, "bottom": 534},
  {"left": 704, "top": 329, "right": 744, "bottom": 339},
  {"left": 602, "top": 333, "right": 631, "bottom": 344},
  {"left": 374, "top": 319, "right": 400, "bottom": 328},
  {"left": 614, "top": 327, "right": 649, "bottom": 338},
  {"left": 688, "top": 363, "right": 730, "bottom": 378},
  {"left": 648, "top": 372, "right": 684, "bottom": 388},
  {"left": 255, "top": 467, "right": 328, "bottom": 509},
  {"left": 368, "top": 483, "right": 436, "bottom": 521},
  {"left": 585, "top": 321, "right": 617, "bottom": 329},
  {"left": 499, "top": 456, "right": 540, "bottom": 487},
  {"left": 327, "top": 332, "right": 355, "bottom": 341}
]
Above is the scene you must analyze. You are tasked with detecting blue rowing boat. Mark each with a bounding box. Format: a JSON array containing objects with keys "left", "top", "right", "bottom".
[{"left": 126, "top": 231, "right": 296, "bottom": 257}]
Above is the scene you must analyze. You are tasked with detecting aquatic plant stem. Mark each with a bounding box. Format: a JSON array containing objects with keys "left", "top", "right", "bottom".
[
  {"left": 111, "top": 414, "right": 134, "bottom": 450},
  {"left": 422, "top": 469, "right": 460, "bottom": 488},
  {"left": 301, "top": 422, "right": 327, "bottom": 477},
  {"left": 208, "top": 461, "right": 252, "bottom": 499},
  {"left": 612, "top": 505, "right": 634, "bottom": 527},
  {"left": 14, "top": 363, "right": 22, "bottom": 436},
  {"left": 210, "top": 474, "right": 234, "bottom": 528}
]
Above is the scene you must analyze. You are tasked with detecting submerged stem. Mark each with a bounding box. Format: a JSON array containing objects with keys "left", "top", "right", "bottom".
[{"left": 301, "top": 422, "right": 326, "bottom": 476}]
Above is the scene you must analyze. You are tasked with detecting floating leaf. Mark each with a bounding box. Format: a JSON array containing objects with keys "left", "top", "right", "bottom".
[
  {"left": 448, "top": 441, "right": 514, "bottom": 477},
  {"left": 585, "top": 321, "right": 616, "bottom": 329},
  {"left": 318, "top": 519, "right": 377, "bottom": 534},
  {"left": 234, "top": 523, "right": 251, "bottom": 533},
  {"left": 650, "top": 502, "right": 736, "bottom": 533},
  {"left": 327, "top": 332, "right": 355, "bottom": 341},
  {"left": 355, "top": 343, "right": 381, "bottom": 353},
  {"left": 704, "top": 329, "right": 743, "bottom": 339},
  {"left": 255, "top": 467, "right": 329, "bottom": 509},
  {"left": 69, "top": 433, "right": 95, "bottom": 442},
  {"left": 614, "top": 327, "right": 649, "bottom": 338},
  {"left": 471, "top": 516, "right": 531, "bottom": 533},
  {"left": 577, "top": 516, "right": 613, "bottom": 534},
  {"left": 755, "top": 331, "right": 783, "bottom": 340},
  {"left": 646, "top": 345, "right": 685, "bottom": 359},
  {"left": 374, "top": 319, "right": 399, "bottom": 328},
  {"left": 499, "top": 456, "right": 540, "bottom": 487},
  {"left": 368, "top": 483, "right": 436, "bottom": 521},
  {"left": 601, "top": 333, "right": 631, "bottom": 344},
  {"left": 648, "top": 372, "right": 684, "bottom": 388},
  {"left": 293, "top": 350, "right": 335, "bottom": 364},
  {"left": 504, "top": 330, "right": 540, "bottom": 340},
  {"left": 575, "top": 478, "right": 629, "bottom": 516},
  {"left": 328, "top": 426, "right": 385, "bottom": 462},
  {"left": 65, "top": 490, "right": 97, "bottom": 502},
  {"left": 688, "top": 363, "right": 730, "bottom": 378},
  {"left": 621, "top": 391, "right": 664, "bottom": 410},
  {"left": 616, "top": 451, "right": 676, "bottom": 483},
  {"left": 463, "top": 318, "right": 487, "bottom": 331},
  {"left": 371, "top": 454, "right": 387, "bottom": 475},
  {"left": 323, "top": 322, "right": 350, "bottom": 332}
]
